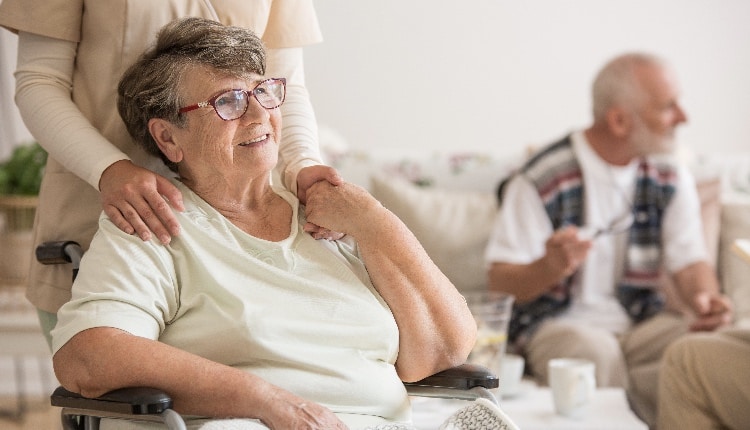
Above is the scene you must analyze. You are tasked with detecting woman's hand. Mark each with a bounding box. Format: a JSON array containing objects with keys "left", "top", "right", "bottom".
[
  {"left": 297, "top": 165, "right": 346, "bottom": 240},
  {"left": 304, "top": 181, "right": 381, "bottom": 239},
  {"left": 99, "top": 160, "right": 184, "bottom": 244},
  {"left": 258, "top": 390, "right": 349, "bottom": 430},
  {"left": 296, "top": 165, "right": 342, "bottom": 204},
  {"left": 55, "top": 327, "right": 348, "bottom": 429}
]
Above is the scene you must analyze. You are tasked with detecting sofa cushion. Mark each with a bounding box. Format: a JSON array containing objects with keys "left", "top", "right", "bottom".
[
  {"left": 370, "top": 174, "right": 498, "bottom": 295},
  {"left": 323, "top": 148, "right": 520, "bottom": 194},
  {"left": 719, "top": 202, "right": 750, "bottom": 325}
]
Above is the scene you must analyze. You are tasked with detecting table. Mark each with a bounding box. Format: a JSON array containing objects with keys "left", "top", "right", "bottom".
[{"left": 411, "top": 380, "right": 647, "bottom": 430}]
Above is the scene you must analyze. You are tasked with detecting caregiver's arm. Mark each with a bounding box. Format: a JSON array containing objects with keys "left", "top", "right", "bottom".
[{"left": 15, "top": 31, "right": 182, "bottom": 244}]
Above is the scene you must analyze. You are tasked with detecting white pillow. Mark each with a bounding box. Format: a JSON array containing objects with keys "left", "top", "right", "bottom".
[{"left": 369, "top": 174, "right": 498, "bottom": 294}]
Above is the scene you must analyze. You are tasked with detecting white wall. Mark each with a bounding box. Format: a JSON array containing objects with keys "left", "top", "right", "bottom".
[
  {"left": 0, "top": 30, "right": 33, "bottom": 160},
  {"left": 305, "top": 0, "right": 750, "bottom": 158},
  {"left": 2, "top": 1, "right": 748, "bottom": 161}
]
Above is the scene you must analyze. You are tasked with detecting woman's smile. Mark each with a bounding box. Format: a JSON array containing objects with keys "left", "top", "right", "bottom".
[{"left": 238, "top": 133, "right": 271, "bottom": 147}]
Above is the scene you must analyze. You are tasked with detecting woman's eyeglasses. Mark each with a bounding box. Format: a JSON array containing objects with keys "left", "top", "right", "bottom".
[{"left": 178, "top": 78, "right": 286, "bottom": 121}]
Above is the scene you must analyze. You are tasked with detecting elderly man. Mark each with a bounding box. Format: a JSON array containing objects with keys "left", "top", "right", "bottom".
[{"left": 484, "top": 52, "right": 732, "bottom": 426}]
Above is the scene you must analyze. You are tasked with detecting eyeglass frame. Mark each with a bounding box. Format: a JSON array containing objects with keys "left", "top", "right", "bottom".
[
  {"left": 577, "top": 208, "right": 635, "bottom": 241},
  {"left": 591, "top": 209, "right": 635, "bottom": 238},
  {"left": 178, "top": 78, "right": 287, "bottom": 121}
]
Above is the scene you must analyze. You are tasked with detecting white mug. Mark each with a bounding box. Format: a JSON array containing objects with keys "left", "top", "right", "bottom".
[
  {"left": 499, "top": 354, "right": 525, "bottom": 398},
  {"left": 548, "top": 358, "right": 596, "bottom": 418}
]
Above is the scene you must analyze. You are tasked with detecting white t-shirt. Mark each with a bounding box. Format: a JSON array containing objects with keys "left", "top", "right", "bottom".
[
  {"left": 52, "top": 181, "right": 410, "bottom": 427},
  {"left": 484, "top": 131, "right": 707, "bottom": 333}
]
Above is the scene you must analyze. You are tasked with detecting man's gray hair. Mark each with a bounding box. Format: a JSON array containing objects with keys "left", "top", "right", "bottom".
[{"left": 591, "top": 52, "right": 666, "bottom": 122}]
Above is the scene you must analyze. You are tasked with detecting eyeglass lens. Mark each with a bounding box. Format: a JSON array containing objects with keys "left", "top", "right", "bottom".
[{"left": 214, "top": 80, "right": 285, "bottom": 120}]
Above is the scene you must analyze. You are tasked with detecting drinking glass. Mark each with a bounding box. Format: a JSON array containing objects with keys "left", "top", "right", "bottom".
[{"left": 464, "top": 291, "right": 515, "bottom": 382}]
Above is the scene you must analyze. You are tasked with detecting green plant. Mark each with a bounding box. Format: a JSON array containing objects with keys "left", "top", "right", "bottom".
[{"left": 0, "top": 141, "right": 47, "bottom": 195}]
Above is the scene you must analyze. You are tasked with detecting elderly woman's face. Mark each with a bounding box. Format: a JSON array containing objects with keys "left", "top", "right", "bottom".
[{"left": 168, "top": 66, "right": 282, "bottom": 183}]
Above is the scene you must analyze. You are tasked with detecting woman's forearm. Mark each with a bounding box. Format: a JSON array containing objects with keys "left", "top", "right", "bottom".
[
  {"left": 54, "top": 328, "right": 283, "bottom": 420},
  {"left": 304, "top": 181, "right": 477, "bottom": 381},
  {"left": 355, "top": 209, "right": 477, "bottom": 381}
]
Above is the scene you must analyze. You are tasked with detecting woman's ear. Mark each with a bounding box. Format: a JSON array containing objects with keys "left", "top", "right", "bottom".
[{"left": 148, "top": 118, "right": 184, "bottom": 164}]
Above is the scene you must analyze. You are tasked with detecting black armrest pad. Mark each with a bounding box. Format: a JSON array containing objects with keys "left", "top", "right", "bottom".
[
  {"left": 36, "top": 241, "right": 80, "bottom": 264},
  {"left": 51, "top": 386, "right": 173, "bottom": 415},
  {"left": 403, "top": 363, "right": 499, "bottom": 390}
]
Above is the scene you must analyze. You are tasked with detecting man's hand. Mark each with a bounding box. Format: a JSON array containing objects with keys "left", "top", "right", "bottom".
[
  {"left": 488, "top": 225, "right": 593, "bottom": 303},
  {"left": 689, "top": 291, "right": 733, "bottom": 331},
  {"left": 673, "top": 261, "right": 732, "bottom": 332},
  {"left": 543, "top": 226, "right": 592, "bottom": 280},
  {"left": 296, "top": 165, "right": 345, "bottom": 240},
  {"left": 99, "top": 160, "right": 184, "bottom": 244}
]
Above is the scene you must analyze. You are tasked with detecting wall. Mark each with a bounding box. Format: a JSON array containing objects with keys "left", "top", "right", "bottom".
[
  {"left": 0, "top": 30, "right": 33, "bottom": 160},
  {"left": 305, "top": 0, "right": 750, "bottom": 158},
  {"left": 2, "top": 1, "right": 749, "bottom": 160}
]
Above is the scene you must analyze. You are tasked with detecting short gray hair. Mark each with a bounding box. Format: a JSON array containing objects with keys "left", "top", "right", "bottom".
[
  {"left": 117, "top": 17, "right": 267, "bottom": 172},
  {"left": 590, "top": 52, "right": 665, "bottom": 122}
]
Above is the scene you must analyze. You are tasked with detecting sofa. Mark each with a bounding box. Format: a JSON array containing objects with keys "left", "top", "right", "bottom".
[{"left": 319, "top": 128, "right": 750, "bottom": 326}]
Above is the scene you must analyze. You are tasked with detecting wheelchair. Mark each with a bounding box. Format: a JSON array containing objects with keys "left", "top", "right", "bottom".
[{"left": 37, "top": 241, "right": 502, "bottom": 430}]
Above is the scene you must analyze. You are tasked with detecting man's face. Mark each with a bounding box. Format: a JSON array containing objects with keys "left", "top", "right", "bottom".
[{"left": 628, "top": 64, "right": 688, "bottom": 155}]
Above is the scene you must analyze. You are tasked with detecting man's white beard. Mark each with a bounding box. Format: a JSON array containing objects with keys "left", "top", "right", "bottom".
[{"left": 629, "top": 115, "right": 676, "bottom": 156}]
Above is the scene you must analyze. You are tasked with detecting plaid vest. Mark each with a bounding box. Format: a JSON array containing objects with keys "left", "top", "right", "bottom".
[{"left": 507, "top": 135, "right": 677, "bottom": 344}]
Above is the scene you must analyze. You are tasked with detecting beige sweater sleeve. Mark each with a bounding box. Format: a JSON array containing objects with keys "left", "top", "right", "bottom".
[
  {"left": 14, "top": 31, "right": 128, "bottom": 190},
  {"left": 267, "top": 47, "right": 324, "bottom": 193}
]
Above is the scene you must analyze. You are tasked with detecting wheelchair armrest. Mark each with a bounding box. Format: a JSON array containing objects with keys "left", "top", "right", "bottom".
[
  {"left": 51, "top": 386, "right": 173, "bottom": 415},
  {"left": 36, "top": 241, "right": 83, "bottom": 281},
  {"left": 404, "top": 363, "right": 499, "bottom": 390},
  {"left": 403, "top": 363, "right": 500, "bottom": 405},
  {"left": 36, "top": 241, "right": 82, "bottom": 265}
]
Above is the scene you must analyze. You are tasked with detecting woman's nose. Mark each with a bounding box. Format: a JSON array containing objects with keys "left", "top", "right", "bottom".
[{"left": 239, "top": 95, "right": 270, "bottom": 123}]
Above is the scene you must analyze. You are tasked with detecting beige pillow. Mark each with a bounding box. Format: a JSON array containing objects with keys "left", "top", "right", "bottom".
[
  {"left": 369, "top": 174, "right": 498, "bottom": 294},
  {"left": 718, "top": 202, "right": 750, "bottom": 324},
  {"left": 697, "top": 177, "right": 722, "bottom": 267}
]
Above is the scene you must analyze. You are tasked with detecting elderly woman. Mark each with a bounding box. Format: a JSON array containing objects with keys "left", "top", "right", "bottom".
[{"left": 50, "top": 17, "right": 477, "bottom": 430}]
